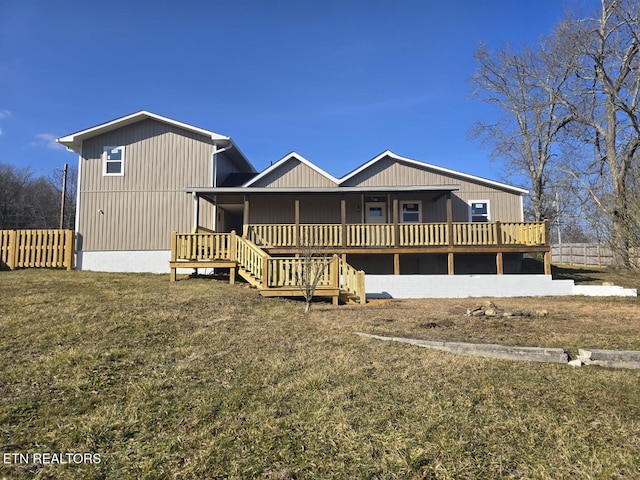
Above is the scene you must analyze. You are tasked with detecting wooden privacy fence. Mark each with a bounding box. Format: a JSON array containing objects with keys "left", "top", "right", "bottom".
[
  {"left": 551, "top": 243, "right": 640, "bottom": 268},
  {"left": 0, "top": 229, "right": 74, "bottom": 270}
]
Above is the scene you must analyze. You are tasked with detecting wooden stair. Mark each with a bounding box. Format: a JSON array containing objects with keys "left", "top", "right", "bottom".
[
  {"left": 237, "top": 266, "right": 261, "bottom": 288},
  {"left": 170, "top": 231, "right": 366, "bottom": 304}
]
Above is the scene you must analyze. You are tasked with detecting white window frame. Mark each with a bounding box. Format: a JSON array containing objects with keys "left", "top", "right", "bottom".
[
  {"left": 468, "top": 200, "right": 490, "bottom": 222},
  {"left": 400, "top": 200, "right": 422, "bottom": 223},
  {"left": 103, "top": 146, "right": 125, "bottom": 176}
]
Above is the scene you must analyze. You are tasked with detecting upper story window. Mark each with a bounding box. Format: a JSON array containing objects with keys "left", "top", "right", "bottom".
[
  {"left": 469, "top": 200, "right": 490, "bottom": 222},
  {"left": 401, "top": 201, "right": 422, "bottom": 223},
  {"left": 103, "top": 146, "right": 125, "bottom": 176}
]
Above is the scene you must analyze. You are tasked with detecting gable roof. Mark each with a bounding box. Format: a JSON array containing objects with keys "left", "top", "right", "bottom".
[
  {"left": 339, "top": 150, "right": 528, "bottom": 195},
  {"left": 57, "top": 110, "right": 255, "bottom": 172},
  {"left": 243, "top": 152, "right": 340, "bottom": 187},
  {"left": 57, "top": 111, "right": 230, "bottom": 151}
]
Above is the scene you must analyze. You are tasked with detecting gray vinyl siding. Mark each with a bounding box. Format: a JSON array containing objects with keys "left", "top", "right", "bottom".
[
  {"left": 300, "top": 195, "right": 341, "bottom": 223},
  {"left": 79, "top": 119, "right": 216, "bottom": 251},
  {"left": 251, "top": 160, "right": 337, "bottom": 187},
  {"left": 249, "top": 195, "right": 295, "bottom": 224},
  {"left": 215, "top": 151, "right": 241, "bottom": 185},
  {"left": 342, "top": 157, "right": 523, "bottom": 222}
]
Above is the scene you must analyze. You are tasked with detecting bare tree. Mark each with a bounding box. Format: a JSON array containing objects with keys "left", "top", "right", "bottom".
[
  {"left": 0, "top": 164, "right": 32, "bottom": 229},
  {"left": 471, "top": 42, "right": 573, "bottom": 221},
  {"left": 295, "top": 232, "right": 331, "bottom": 313},
  {"left": 540, "top": 0, "right": 640, "bottom": 266},
  {"left": 0, "top": 163, "right": 75, "bottom": 230}
]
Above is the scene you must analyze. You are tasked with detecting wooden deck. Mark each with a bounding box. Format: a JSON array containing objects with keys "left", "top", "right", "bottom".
[
  {"left": 169, "top": 221, "right": 551, "bottom": 303},
  {"left": 169, "top": 231, "right": 366, "bottom": 305}
]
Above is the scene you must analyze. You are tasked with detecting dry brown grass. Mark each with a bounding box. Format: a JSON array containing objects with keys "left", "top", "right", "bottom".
[{"left": 1, "top": 268, "right": 640, "bottom": 479}]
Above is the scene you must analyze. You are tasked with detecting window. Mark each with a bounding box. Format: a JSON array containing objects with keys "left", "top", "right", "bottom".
[
  {"left": 369, "top": 207, "right": 383, "bottom": 217},
  {"left": 469, "top": 200, "right": 490, "bottom": 222},
  {"left": 401, "top": 201, "right": 422, "bottom": 223},
  {"left": 103, "top": 146, "right": 125, "bottom": 176}
]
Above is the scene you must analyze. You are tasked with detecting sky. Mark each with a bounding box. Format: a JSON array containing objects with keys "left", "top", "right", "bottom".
[{"left": 0, "top": 0, "right": 597, "bottom": 184}]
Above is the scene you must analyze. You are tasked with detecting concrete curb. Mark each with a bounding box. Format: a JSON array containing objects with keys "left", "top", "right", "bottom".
[
  {"left": 355, "top": 332, "right": 640, "bottom": 369},
  {"left": 354, "top": 332, "right": 569, "bottom": 364},
  {"left": 577, "top": 348, "right": 640, "bottom": 369}
]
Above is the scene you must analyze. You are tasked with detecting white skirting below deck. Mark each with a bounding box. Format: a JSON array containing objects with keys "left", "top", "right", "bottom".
[
  {"left": 365, "top": 274, "right": 637, "bottom": 298},
  {"left": 76, "top": 250, "right": 206, "bottom": 275}
]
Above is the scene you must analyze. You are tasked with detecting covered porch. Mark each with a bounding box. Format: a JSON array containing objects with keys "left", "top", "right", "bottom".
[{"left": 183, "top": 186, "right": 551, "bottom": 275}]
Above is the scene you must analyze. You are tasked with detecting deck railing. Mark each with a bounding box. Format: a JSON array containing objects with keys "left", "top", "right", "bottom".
[
  {"left": 266, "top": 257, "right": 332, "bottom": 288},
  {"left": 399, "top": 223, "right": 448, "bottom": 246},
  {"left": 172, "top": 232, "right": 234, "bottom": 261},
  {"left": 347, "top": 224, "right": 395, "bottom": 247},
  {"left": 245, "top": 221, "right": 547, "bottom": 248},
  {"left": 338, "top": 256, "right": 366, "bottom": 300},
  {"left": 235, "top": 234, "right": 268, "bottom": 284}
]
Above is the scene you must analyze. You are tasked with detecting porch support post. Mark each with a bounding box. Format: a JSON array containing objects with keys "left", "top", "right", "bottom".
[
  {"left": 294, "top": 196, "right": 300, "bottom": 248},
  {"left": 192, "top": 192, "right": 200, "bottom": 232},
  {"left": 495, "top": 221, "right": 503, "bottom": 274},
  {"left": 243, "top": 195, "right": 250, "bottom": 238},
  {"left": 394, "top": 253, "right": 400, "bottom": 275},
  {"left": 448, "top": 252, "right": 454, "bottom": 275},
  {"left": 446, "top": 191, "right": 453, "bottom": 246},
  {"left": 544, "top": 250, "right": 552, "bottom": 275},
  {"left": 340, "top": 195, "right": 347, "bottom": 249},
  {"left": 392, "top": 194, "right": 399, "bottom": 248}
]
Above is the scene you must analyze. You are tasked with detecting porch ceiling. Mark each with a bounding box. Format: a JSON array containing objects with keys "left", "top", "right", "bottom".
[{"left": 186, "top": 185, "right": 461, "bottom": 204}]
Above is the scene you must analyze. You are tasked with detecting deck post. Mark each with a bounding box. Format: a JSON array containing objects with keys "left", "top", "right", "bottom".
[
  {"left": 262, "top": 255, "right": 269, "bottom": 289},
  {"left": 356, "top": 270, "right": 366, "bottom": 304},
  {"left": 393, "top": 253, "right": 400, "bottom": 275},
  {"left": 229, "top": 230, "right": 236, "bottom": 261},
  {"left": 544, "top": 250, "right": 551, "bottom": 275},
  {"left": 447, "top": 252, "right": 454, "bottom": 275},
  {"left": 170, "top": 231, "right": 178, "bottom": 281},
  {"left": 495, "top": 221, "right": 503, "bottom": 275},
  {"left": 331, "top": 255, "right": 339, "bottom": 288},
  {"left": 229, "top": 231, "right": 237, "bottom": 285}
]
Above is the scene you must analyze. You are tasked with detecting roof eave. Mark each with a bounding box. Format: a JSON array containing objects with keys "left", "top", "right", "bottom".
[
  {"left": 56, "top": 110, "right": 233, "bottom": 153},
  {"left": 185, "top": 185, "right": 462, "bottom": 195}
]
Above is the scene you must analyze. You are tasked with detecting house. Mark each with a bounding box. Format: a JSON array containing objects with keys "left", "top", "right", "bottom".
[
  {"left": 57, "top": 111, "right": 255, "bottom": 273},
  {"left": 59, "top": 111, "right": 551, "bottom": 301}
]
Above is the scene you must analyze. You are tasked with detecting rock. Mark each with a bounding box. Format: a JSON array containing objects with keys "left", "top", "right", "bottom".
[
  {"left": 472, "top": 309, "right": 486, "bottom": 316},
  {"left": 484, "top": 308, "right": 497, "bottom": 317},
  {"left": 535, "top": 310, "right": 548, "bottom": 317},
  {"left": 568, "top": 359, "right": 583, "bottom": 367}
]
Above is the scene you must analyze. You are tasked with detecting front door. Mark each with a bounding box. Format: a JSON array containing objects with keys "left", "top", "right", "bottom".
[{"left": 365, "top": 202, "right": 387, "bottom": 223}]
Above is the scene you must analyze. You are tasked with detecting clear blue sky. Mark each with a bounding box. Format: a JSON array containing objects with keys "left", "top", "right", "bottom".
[{"left": 0, "top": 0, "right": 592, "bottom": 183}]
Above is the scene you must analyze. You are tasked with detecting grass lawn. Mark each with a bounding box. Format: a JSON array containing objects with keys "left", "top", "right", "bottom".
[{"left": 1, "top": 268, "right": 640, "bottom": 479}]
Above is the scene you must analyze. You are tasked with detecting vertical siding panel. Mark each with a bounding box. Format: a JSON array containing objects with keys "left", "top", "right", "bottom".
[
  {"left": 79, "top": 119, "right": 217, "bottom": 251},
  {"left": 342, "top": 156, "right": 523, "bottom": 222}
]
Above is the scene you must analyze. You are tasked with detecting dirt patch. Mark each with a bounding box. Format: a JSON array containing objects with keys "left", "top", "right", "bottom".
[{"left": 316, "top": 295, "right": 640, "bottom": 351}]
